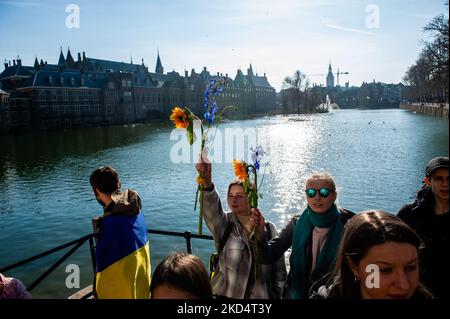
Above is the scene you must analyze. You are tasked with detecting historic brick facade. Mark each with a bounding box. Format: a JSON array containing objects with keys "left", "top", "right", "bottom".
[{"left": 0, "top": 49, "right": 276, "bottom": 131}]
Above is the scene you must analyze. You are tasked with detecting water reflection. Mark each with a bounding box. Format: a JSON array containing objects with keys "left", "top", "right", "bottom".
[{"left": 0, "top": 109, "right": 448, "bottom": 298}]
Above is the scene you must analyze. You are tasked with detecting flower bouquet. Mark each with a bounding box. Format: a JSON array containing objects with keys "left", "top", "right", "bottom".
[
  {"left": 170, "top": 77, "right": 235, "bottom": 235},
  {"left": 232, "top": 146, "right": 265, "bottom": 279}
]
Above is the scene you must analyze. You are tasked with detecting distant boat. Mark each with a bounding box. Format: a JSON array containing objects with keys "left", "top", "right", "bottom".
[{"left": 316, "top": 94, "right": 340, "bottom": 113}]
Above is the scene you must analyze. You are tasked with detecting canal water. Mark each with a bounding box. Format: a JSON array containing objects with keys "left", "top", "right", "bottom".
[{"left": 0, "top": 109, "right": 448, "bottom": 298}]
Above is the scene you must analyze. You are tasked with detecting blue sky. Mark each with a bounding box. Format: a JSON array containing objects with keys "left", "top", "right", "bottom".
[{"left": 0, "top": 0, "right": 447, "bottom": 91}]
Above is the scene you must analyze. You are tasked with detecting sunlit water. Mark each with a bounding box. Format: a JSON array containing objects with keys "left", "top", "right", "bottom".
[{"left": 0, "top": 109, "right": 448, "bottom": 298}]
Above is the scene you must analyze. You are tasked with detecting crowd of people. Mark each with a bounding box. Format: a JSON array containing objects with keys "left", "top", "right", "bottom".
[{"left": 1, "top": 156, "right": 448, "bottom": 300}]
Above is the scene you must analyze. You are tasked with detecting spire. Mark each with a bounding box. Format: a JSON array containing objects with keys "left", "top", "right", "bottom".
[
  {"left": 66, "top": 47, "right": 75, "bottom": 67},
  {"left": 130, "top": 55, "right": 133, "bottom": 64},
  {"left": 247, "top": 63, "right": 254, "bottom": 76},
  {"left": 58, "top": 46, "right": 65, "bottom": 66},
  {"left": 155, "top": 50, "right": 164, "bottom": 74},
  {"left": 34, "top": 56, "right": 39, "bottom": 68}
]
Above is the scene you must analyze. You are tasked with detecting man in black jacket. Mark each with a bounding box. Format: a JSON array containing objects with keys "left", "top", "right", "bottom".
[{"left": 398, "top": 157, "right": 449, "bottom": 299}]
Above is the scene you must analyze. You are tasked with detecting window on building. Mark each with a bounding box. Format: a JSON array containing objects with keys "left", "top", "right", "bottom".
[{"left": 108, "top": 82, "right": 115, "bottom": 89}]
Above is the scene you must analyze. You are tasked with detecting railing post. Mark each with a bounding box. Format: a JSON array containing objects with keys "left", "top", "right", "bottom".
[
  {"left": 88, "top": 235, "right": 96, "bottom": 276},
  {"left": 184, "top": 231, "right": 192, "bottom": 254}
]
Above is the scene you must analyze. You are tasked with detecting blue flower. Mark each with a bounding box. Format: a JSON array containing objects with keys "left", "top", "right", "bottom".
[
  {"left": 250, "top": 146, "right": 265, "bottom": 170},
  {"left": 204, "top": 111, "right": 215, "bottom": 124}
]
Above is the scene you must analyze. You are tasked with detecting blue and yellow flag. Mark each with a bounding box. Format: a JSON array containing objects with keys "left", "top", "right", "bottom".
[{"left": 95, "top": 211, "right": 151, "bottom": 299}]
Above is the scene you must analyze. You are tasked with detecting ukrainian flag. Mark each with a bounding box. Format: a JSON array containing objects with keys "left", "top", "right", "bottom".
[{"left": 95, "top": 211, "right": 151, "bottom": 299}]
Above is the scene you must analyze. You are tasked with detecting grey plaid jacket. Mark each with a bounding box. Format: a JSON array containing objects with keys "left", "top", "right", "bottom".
[{"left": 203, "top": 187, "right": 287, "bottom": 299}]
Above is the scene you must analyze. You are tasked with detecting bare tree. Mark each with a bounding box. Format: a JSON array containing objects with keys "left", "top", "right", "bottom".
[
  {"left": 282, "top": 70, "right": 311, "bottom": 113},
  {"left": 404, "top": 3, "right": 449, "bottom": 102}
]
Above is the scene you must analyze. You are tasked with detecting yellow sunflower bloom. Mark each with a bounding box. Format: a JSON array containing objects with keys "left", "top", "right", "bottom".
[
  {"left": 170, "top": 107, "right": 189, "bottom": 129},
  {"left": 233, "top": 159, "right": 248, "bottom": 181},
  {"left": 196, "top": 175, "right": 205, "bottom": 186}
]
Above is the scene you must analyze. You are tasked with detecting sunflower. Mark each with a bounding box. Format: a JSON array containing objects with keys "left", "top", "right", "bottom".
[
  {"left": 196, "top": 175, "right": 205, "bottom": 186},
  {"left": 233, "top": 159, "right": 248, "bottom": 181},
  {"left": 170, "top": 107, "right": 190, "bottom": 129}
]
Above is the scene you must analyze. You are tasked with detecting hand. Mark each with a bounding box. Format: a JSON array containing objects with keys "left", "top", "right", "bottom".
[
  {"left": 195, "top": 152, "right": 212, "bottom": 189},
  {"left": 250, "top": 208, "right": 266, "bottom": 240}
]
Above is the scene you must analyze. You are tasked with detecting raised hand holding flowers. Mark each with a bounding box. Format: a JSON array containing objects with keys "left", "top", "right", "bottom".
[
  {"left": 170, "top": 77, "right": 235, "bottom": 235},
  {"left": 232, "top": 146, "right": 266, "bottom": 280}
]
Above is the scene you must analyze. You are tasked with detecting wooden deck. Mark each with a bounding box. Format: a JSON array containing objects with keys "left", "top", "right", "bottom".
[{"left": 68, "top": 285, "right": 94, "bottom": 299}]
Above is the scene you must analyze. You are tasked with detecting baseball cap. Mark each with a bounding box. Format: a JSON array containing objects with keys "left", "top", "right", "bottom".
[{"left": 425, "top": 157, "right": 449, "bottom": 177}]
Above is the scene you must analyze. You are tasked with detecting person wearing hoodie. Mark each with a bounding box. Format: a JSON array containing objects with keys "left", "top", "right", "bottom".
[
  {"left": 90, "top": 166, "right": 151, "bottom": 299},
  {"left": 398, "top": 156, "right": 449, "bottom": 299}
]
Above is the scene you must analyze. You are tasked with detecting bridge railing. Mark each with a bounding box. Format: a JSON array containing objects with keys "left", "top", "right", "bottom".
[{"left": 0, "top": 229, "right": 214, "bottom": 298}]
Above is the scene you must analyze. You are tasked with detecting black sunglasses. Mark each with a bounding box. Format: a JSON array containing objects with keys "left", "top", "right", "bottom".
[{"left": 305, "top": 188, "right": 333, "bottom": 198}]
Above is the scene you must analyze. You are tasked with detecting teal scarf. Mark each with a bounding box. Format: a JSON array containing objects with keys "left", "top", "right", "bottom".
[{"left": 289, "top": 204, "right": 344, "bottom": 299}]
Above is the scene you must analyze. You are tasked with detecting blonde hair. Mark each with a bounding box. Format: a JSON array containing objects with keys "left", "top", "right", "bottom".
[{"left": 306, "top": 172, "right": 337, "bottom": 192}]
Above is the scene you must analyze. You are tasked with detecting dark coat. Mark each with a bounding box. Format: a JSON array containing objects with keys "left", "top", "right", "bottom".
[{"left": 398, "top": 186, "right": 450, "bottom": 299}]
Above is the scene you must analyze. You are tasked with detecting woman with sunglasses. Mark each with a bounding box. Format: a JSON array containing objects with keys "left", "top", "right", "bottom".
[{"left": 251, "top": 172, "right": 354, "bottom": 299}]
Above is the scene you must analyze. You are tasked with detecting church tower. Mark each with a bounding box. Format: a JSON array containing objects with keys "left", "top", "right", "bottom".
[
  {"left": 155, "top": 50, "right": 164, "bottom": 74},
  {"left": 326, "top": 63, "right": 334, "bottom": 89}
]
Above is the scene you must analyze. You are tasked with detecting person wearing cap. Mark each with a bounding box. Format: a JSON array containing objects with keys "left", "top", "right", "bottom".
[{"left": 398, "top": 157, "right": 449, "bottom": 299}]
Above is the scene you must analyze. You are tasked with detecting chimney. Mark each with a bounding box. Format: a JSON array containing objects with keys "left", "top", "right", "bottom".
[
  {"left": 8, "top": 60, "right": 11, "bottom": 67},
  {"left": 225, "top": 73, "right": 228, "bottom": 78},
  {"left": 13, "top": 60, "right": 16, "bottom": 66},
  {"left": 4, "top": 61, "right": 8, "bottom": 70},
  {"left": 264, "top": 73, "right": 266, "bottom": 78},
  {"left": 185, "top": 70, "right": 188, "bottom": 78},
  {"left": 45, "top": 61, "right": 48, "bottom": 65},
  {"left": 40, "top": 59, "right": 44, "bottom": 66},
  {"left": 217, "top": 72, "right": 219, "bottom": 76},
  {"left": 82, "top": 51, "right": 86, "bottom": 61},
  {"left": 17, "top": 58, "right": 22, "bottom": 66},
  {"left": 203, "top": 67, "right": 207, "bottom": 72},
  {"left": 77, "top": 52, "right": 81, "bottom": 62}
]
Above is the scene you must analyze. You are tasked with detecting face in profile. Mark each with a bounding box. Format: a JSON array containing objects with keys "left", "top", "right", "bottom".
[
  {"left": 305, "top": 178, "right": 337, "bottom": 214},
  {"left": 427, "top": 168, "right": 449, "bottom": 201},
  {"left": 349, "top": 241, "right": 419, "bottom": 299},
  {"left": 227, "top": 185, "right": 250, "bottom": 216},
  {"left": 151, "top": 283, "right": 199, "bottom": 299}
]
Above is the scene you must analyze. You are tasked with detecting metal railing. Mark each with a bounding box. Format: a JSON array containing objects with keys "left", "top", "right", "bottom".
[{"left": 0, "top": 229, "right": 214, "bottom": 298}]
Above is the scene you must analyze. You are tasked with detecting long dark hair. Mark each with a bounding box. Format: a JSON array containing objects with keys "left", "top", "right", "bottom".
[
  {"left": 328, "top": 210, "right": 427, "bottom": 299},
  {"left": 150, "top": 252, "right": 212, "bottom": 299}
]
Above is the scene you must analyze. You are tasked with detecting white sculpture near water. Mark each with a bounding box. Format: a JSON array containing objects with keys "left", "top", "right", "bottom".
[{"left": 316, "top": 94, "right": 340, "bottom": 113}]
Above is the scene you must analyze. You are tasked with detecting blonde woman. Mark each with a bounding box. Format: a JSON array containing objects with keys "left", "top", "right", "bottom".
[{"left": 251, "top": 172, "right": 354, "bottom": 299}]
